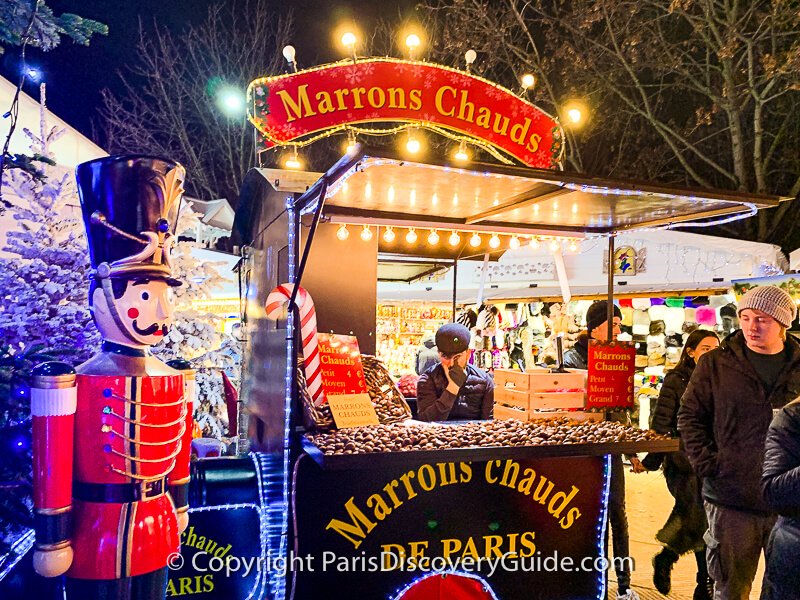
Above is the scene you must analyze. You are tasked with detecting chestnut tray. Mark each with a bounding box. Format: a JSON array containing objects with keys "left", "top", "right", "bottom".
[{"left": 300, "top": 437, "right": 680, "bottom": 470}]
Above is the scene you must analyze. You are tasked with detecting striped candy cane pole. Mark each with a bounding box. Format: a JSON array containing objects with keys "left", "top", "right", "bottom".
[{"left": 266, "top": 283, "right": 326, "bottom": 406}]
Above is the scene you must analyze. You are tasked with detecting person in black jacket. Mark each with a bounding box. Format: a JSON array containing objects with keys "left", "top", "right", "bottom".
[
  {"left": 416, "top": 323, "right": 494, "bottom": 421},
  {"left": 564, "top": 300, "right": 642, "bottom": 600},
  {"left": 760, "top": 398, "right": 800, "bottom": 600},
  {"left": 641, "top": 329, "right": 719, "bottom": 599},
  {"left": 679, "top": 286, "right": 800, "bottom": 600}
]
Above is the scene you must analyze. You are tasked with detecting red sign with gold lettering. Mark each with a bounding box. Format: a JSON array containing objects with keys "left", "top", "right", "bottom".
[
  {"left": 316, "top": 333, "right": 368, "bottom": 397},
  {"left": 248, "top": 58, "right": 564, "bottom": 169},
  {"left": 586, "top": 340, "right": 635, "bottom": 408}
]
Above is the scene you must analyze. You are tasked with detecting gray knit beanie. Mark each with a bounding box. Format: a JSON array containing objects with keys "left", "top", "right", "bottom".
[{"left": 737, "top": 285, "right": 797, "bottom": 328}]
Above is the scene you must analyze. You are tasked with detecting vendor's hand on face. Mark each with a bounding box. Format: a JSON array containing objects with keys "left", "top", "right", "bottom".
[{"left": 440, "top": 350, "right": 469, "bottom": 392}]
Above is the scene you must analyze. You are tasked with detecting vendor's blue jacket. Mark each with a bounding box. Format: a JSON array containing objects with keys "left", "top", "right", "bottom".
[{"left": 416, "top": 363, "right": 494, "bottom": 421}]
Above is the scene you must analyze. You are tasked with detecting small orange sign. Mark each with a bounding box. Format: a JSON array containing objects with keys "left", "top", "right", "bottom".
[{"left": 327, "top": 393, "right": 379, "bottom": 428}]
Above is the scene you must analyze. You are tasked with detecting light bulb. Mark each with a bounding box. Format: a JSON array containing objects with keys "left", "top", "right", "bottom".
[
  {"left": 465, "top": 49, "right": 476, "bottom": 66},
  {"left": 568, "top": 108, "right": 582, "bottom": 123},
  {"left": 342, "top": 32, "right": 356, "bottom": 48},
  {"left": 405, "top": 228, "right": 418, "bottom": 243},
  {"left": 489, "top": 234, "right": 501, "bottom": 249},
  {"left": 360, "top": 225, "right": 373, "bottom": 241},
  {"left": 284, "top": 148, "right": 302, "bottom": 169},
  {"left": 470, "top": 232, "right": 481, "bottom": 247},
  {"left": 427, "top": 230, "right": 439, "bottom": 245},
  {"left": 336, "top": 225, "right": 349, "bottom": 241},
  {"left": 509, "top": 235, "right": 520, "bottom": 249},
  {"left": 449, "top": 231, "right": 461, "bottom": 246},
  {"left": 521, "top": 73, "right": 535, "bottom": 89},
  {"left": 568, "top": 239, "right": 578, "bottom": 252},
  {"left": 406, "top": 132, "right": 420, "bottom": 154},
  {"left": 406, "top": 34, "right": 420, "bottom": 50},
  {"left": 549, "top": 239, "right": 560, "bottom": 252},
  {"left": 282, "top": 45, "right": 296, "bottom": 63},
  {"left": 345, "top": 132, "right": 357, "bottom": 155},
  {"left": 383, "top": 226, "right": 395, "bottom": 243},
  {"left": 454, "top": 141, "right": 469, "bottom": 162},
  {"left": 530, "top": 237, "right": 540, "bottom": 249}
]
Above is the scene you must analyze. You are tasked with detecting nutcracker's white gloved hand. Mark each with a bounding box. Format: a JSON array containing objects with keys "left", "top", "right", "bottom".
[{"left": 33, "top": 546, "right": 73, "bottom": 577}]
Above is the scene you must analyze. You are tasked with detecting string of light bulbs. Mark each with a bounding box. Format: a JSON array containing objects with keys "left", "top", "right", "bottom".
[{"left": 334, "top": 223, "right": 581, "bottom": 252}]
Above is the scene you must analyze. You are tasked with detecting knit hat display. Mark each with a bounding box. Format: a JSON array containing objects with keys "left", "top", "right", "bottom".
[
  {"left": 709, "top": 295, "right": 730, "bottom": 308},
  {"left": 632, "top": 309, "right": 651, "bottom": 336},
  {"left": 585, "top": 300, "right": 623, "bottom": 335},
  {"left": 695, "top": 305, "right": 717, "bottom": 326},
  {"left": 648, "top": 304, "right": 668, "bottom": 323},
  {"left": 737, "top": 285, "right": 798, "bottom": 328},
  {"left": 620, "top": 306, "right": 634, "bottom": 326},
  {"left": 664, "top": 307, "right": 686, "bottom": 334}
]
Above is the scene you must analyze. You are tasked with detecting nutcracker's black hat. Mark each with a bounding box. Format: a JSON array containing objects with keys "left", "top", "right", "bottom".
[{"left": 76, "top": 155, "right": 185, "bottom": 284}]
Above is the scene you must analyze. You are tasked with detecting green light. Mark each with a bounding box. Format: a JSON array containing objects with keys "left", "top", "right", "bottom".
[{"left": 216, "top": 86, "right": 245, "bottom": 117}]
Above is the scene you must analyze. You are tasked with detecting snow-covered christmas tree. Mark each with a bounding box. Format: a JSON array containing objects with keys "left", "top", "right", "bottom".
[
  {"left": 0, "top": 87, "right": 99, "bottom": 557},
  {"left": 0, "top": 108, "right": 99, "bottom": 364}
]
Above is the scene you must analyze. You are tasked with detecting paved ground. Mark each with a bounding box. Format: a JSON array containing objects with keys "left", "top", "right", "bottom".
[{"left": 608, "top": 467, "right": 765, "bottom": 600}]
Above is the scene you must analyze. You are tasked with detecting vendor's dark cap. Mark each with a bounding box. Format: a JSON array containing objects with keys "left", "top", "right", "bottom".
[
  {"left": 436, "top": 323, "right": 470, "bottom": 355},
  {"left": 586, "top": 300, "right": 622, "bottom": 335}
]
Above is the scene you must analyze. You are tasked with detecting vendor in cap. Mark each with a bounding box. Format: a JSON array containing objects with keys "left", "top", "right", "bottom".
[{"left": 416, "top": 323, "right": 494, "bottom": 421}]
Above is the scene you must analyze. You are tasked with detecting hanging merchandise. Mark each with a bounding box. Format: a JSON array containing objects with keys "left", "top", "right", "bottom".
[
  {"left": 620, "top": 305, "right": 634, "bottom": 327},
  {"left": 632, "top": 309, "right": 651, "bottom": 336},
  {"left": 720, "top": 303, "right": 740, "bottom": 333},
  {"left": 664, "top": 306, "right": 686, "bottom": 335},
  {"left": 456, "top": 307, "right": 478, "bottom": 329},
  {"left": 695, "top": 306, "right": 718, "bottom": 327}
]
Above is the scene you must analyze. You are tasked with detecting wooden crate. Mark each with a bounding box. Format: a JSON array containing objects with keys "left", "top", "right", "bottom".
[
  {"left": 494, "top": 368, "right": 587, "bottom": 419},
  {"left": 493, "top": 404, "right": 603, "bottom": 423},
  {"left": 494, "top": 369, "right": 531, "bottom": 391},
  {"left": 529, "top": 392, "right": 585, "bottom": 410},
  {"left": 526, "top": 368, "right": 585, "bottom": 392}
]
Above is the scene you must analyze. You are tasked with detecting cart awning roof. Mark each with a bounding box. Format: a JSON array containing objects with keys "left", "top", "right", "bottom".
[{"left": 297, "top": 147, "right": 787, "bottom": 237}]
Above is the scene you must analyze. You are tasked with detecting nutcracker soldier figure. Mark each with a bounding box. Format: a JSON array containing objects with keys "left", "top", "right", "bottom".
[{"left": 29, "top": 155, "right": 193, "bottom": 599}]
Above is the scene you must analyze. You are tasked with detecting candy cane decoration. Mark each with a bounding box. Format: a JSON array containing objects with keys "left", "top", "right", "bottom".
[{"left": 266, "top": 283, "right": 326, "bottom": 406}]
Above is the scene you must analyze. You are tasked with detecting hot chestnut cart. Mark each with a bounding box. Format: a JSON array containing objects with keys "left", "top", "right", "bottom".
[{"left": 228, "top": 146, "right": 784, "bottom": 600}]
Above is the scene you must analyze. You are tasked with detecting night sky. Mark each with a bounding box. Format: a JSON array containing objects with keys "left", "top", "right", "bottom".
[{"left": 0, "top": 0, "right": 418, "bottom": 142}]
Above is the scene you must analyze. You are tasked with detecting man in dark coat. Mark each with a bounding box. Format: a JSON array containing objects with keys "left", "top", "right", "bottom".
[
  {"left": 679, "top": 285, "right": 800, "bottom": 600},
  {"left": 761, "top": 398, "right": 800, "bottom": 599},
  {"left": 416, "top": 323, "right": 493, "bottom": 421}
]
